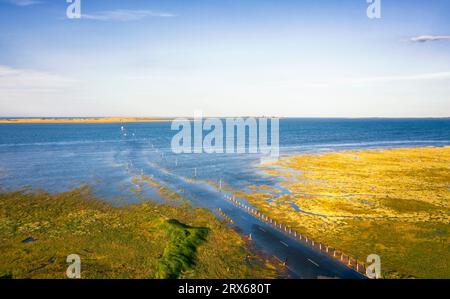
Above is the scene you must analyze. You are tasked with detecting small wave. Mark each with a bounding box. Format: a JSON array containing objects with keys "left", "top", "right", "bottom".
[
  {"left": 0, "top": 137, "right": 153, "bottom": 148},
  {"left": 0, "top": 139, "right": 120, "bottom": 148},
  {"left": 281, "top": 140, "right": 450, "bottom": 152}
]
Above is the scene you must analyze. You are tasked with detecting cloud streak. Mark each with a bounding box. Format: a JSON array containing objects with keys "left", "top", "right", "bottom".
[
  {"left": 410, "top": 35, "right": 450, "bottom": 43},
  {"left": 351, "top": 72, "right": 450, "bottom": 84},
  {"left": 278, "top": 72, "right": 450, "bottom": 89},
  {"left": 0, "top": 65, "right": 75, "bottom": 93},
  {"left": 1, "top": 0, "right": 42, "bottom": 6},
  {"left": 82, "top": 9, "right": 176, "bottom": 21}
]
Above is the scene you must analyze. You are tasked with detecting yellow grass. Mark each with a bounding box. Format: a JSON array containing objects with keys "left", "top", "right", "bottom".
[
  {"left": 240, "top": 147, "right": 450, "bottom": 278},
  {"left": 0, "top": 117, "right": 173, "bottom": 124}
]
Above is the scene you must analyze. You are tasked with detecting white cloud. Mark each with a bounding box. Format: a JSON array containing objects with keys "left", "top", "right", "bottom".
[
  {"left": 2, "top": 0, "right": 42, "bottom": 6},
  {"left": 350, "top": 72, "right": 450, "bottom": 84},
  {"left": 82, "top": 9, "right": 176, "bottom": 21},
  {"left": 410, "top": 35, "right": 450, "bottom": 43},
  {"left": 0, "top": 65, "right": 75, "bottom": 92},
  {"left": 277, "top": 72, "right": 450, "bottom": 88}
]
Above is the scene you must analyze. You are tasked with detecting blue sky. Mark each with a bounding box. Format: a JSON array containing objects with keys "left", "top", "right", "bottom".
[{"left": 0, "top": 0, "right": 449, "bottom": 117}]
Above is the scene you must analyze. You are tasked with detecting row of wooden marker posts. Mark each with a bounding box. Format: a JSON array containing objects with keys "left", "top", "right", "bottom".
[{"left": 222, "top": 194, "right": 368, "bottom": 276}]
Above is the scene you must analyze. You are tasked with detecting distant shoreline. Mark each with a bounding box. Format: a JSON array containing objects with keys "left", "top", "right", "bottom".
[
  {"left": 0, "top": 117, "right": 174, "bottom": 124},
  {"left": 1, "top": 116, "right": 449, "bottom": 124}
]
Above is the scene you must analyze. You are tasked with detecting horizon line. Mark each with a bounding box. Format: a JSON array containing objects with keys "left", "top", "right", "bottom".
[{"left": 1, "top": 116, "right": 449, "bottom": 120}]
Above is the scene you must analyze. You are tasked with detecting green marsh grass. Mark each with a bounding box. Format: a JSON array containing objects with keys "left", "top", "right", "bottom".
[{"left": 0, "top": 188, "right": 278, "bottom": 279}]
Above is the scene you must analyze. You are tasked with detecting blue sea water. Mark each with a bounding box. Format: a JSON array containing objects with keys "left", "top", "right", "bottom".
[{"left": 0, "top": 118, "right": 449, "bottom": 205}]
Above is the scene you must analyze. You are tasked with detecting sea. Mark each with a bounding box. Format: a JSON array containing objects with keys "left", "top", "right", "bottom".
[{"left": 0, "top": 118, "right": 449, "bottom": 205}]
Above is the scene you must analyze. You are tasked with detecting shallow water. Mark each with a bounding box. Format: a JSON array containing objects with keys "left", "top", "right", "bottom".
[
  {"left": 1, "top": 118, "right": 448, "bottom": 278},
  {"left": 1, "top": 118, "right": 449, "bottom": 202}
]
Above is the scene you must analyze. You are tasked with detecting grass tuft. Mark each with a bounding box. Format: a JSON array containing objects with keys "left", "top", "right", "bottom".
[{"left": 156, "top": 219, "right": 208, "bottom": 278}]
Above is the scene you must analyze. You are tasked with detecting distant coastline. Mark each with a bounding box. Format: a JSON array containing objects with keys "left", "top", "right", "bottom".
[
  {"left": 0, "top": 117, "right": 174, "bottom": 124},
  {"left": 1, "top": 117, "right": 449, "bottom": 124}
]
